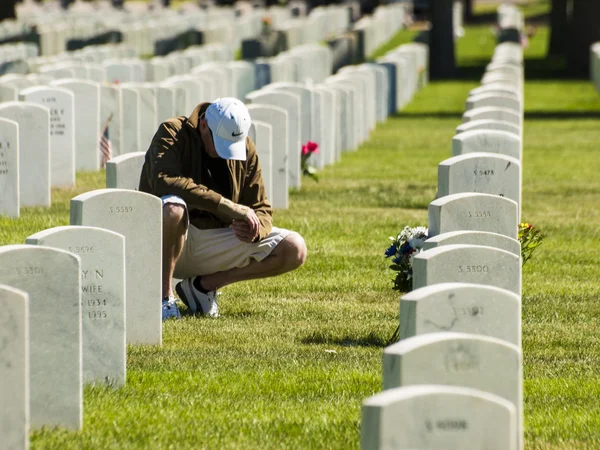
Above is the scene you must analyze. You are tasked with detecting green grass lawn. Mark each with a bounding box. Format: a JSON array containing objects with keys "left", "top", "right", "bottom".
[{"left": 2, "top": 20, "right": 600, "bottom": 450}]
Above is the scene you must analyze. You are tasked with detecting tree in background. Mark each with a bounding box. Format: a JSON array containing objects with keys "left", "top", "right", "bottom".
[
  {"left": 548, "top": 0, "right": 600, "bottom": 75},
  {"left": 0, "top": 0, "right": 17, "bottom": 21},
  {"left": 430, "top": 0, "right": 456, "bottom": 79}
]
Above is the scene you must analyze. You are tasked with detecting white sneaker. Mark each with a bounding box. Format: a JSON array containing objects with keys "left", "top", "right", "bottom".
[{"left": 175, "top": 278, "right": 219, "bottom": 317}]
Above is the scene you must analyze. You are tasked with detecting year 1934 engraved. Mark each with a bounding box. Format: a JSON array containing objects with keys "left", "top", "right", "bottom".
[
  {"left": 87, "top": 299, "right": 107, "bottom": 307},
  {"left": 16, "top": 266, "right": 43, "bottom": 275},
  {"left": 467, "top": 210, "right": 491, "bottom": 218},
  {"left": 459, "top": 265, "right": 489, "bottom": 273},
  {"left": 109, "top": 206, "right": 133, "bottom": 213}
]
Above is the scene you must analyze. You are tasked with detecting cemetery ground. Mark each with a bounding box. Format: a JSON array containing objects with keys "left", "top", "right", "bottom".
[{"left": 1, "top": 22, "right": 599, "bottom": 450}]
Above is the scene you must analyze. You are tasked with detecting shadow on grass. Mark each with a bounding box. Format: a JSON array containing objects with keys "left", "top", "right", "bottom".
[{"left": 301, "top": 332, "right": 390, "bottom": 348}]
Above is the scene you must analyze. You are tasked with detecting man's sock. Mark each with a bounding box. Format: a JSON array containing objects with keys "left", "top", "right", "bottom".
[{"left": 193, "top": 276, "right": 210, "bottom": 294}]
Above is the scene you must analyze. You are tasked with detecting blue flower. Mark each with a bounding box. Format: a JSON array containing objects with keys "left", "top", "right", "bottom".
[
  {"left": 400, "top": 242, "right": 413, "bottom": 254},
  {"left": 384, "top": 244, "right": 396, "bottom": 258},
  {"left": 392, "top": 255, "right": 403, "bottom": 264}
]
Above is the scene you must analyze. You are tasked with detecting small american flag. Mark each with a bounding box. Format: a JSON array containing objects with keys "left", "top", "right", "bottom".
[{"left": 99, "top": 114, "right": 113, "bottom": 168}]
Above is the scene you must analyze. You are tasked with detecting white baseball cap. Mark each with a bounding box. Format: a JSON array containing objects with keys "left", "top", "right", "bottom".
[{"left": 205, "top": 97, "right": 251, "bottom": 161}]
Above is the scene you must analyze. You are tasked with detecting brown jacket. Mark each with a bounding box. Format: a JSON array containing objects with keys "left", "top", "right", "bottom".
[{"left": 139, "top": 102, "right": 273, "bottom": 240}]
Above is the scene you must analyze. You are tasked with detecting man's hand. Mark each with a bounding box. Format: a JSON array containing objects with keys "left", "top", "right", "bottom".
[{"left": 232, "top": 209, "right": 260, "bottom": 243}]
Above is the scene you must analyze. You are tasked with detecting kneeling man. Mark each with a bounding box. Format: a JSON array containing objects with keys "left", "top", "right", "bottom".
[{"left": 139, "top": 98, "right": 307, "bottom": 320}]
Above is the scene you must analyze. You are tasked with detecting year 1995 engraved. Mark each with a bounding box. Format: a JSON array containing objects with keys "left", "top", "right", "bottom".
[
  {"left": 467, "top": 210, "right": 491, "bottom": 218},
  {"left": 109, "top": 206, "right": 133, "bottom": 213},
  {"left": 88, "top": 311, "right": 107, "bottom": 319},
  {"left": 459, "top": 265, "right": 489, "bottom": 273}
]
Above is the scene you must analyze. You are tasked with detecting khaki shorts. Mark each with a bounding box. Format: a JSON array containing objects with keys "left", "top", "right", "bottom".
[{"left": 162, "top": 195, "right": 292, "bottom": 279}]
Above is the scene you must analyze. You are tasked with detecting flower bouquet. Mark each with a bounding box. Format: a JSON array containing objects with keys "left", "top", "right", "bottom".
[
  {"left": 384, "top": 226, "right": 429, "bottom": 292},
  {"left": 519, "top": 222, "right": 544, "bottom": 266},
  {"left": 301, "top": 141, "right": 319, "bottom": 182}
]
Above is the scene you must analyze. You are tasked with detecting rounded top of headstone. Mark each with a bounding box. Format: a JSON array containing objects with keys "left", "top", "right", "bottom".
[
  {"left": 430, "top": 192, "right": 518, "bottom": 208},
  {"left": 440, "top": 151, "right": 520, "bottom": 167},
  {"left": 400, "top": 282, "right": 520, "bottom": 302},
  {"left": 384, "top": 331, "right": 520, "bottom": 355},
  {"left": 362, "top": 384, "right": 517, "bottom": 411}
]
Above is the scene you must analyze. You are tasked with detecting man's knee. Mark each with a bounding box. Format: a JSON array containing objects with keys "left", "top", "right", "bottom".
[
  {"left": 163, "top": 203, "right": 186, "bottom": 230},
  {"left": 282, "top": 232, "right": 307, "bottom": 269}
]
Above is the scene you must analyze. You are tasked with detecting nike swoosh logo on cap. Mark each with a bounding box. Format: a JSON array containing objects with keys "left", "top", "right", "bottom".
[{"left": 232, "top": 131, "right": 244, "bottom": 137}]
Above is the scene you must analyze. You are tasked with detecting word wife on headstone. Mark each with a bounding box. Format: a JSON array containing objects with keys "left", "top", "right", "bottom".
[
  {"left": 0, "top": 284, "right": 29, "bottom": 450},
  {"left": 70, "top": 188, "right": 162, "bottom": 345},
  {"left": 26, "top": 226, "right": 126, "bottom": 387},
  {"left": 0, "top": 245, "right": 82, "bottom": 429}
]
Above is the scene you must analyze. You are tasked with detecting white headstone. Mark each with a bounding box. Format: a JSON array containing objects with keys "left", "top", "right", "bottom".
[
  {"left": 0, "top": 118, "right": 19, "bottom": 217},
  {"left": 120, "top": 86, "right": 141, "bottom": 155},
  {"left": 26, "top": 226, "right": 126, "bottom": 387},
  {"left": 399, "top": 283, "right": 521, "bottom": 345},
  {"left": 0, "top": 245, "right": 82, "bottom": 429},
  {"left": 106, "top": 152, "right": 145, "bottom": 190},
  {"left": 466, "top": 93, "right": 521, "bottom": 113},
  {"left": 455, "top": 119, "right": 520, "bottom": 137},
  {"left": 0, "top": 102, "right": 51, "bottom": 207},
  {"left": 50, "top": 79, "right": 101, "bottom": 171},
  {"left": 383, "top": 332, "right": 523, "bottom": 450},
  {"left": 462, "top": 107, "right": 521, "bottom": 128},
  {"left": 19, "top": 86, "right": 75, "bottom": 187},
  {"left": 438, "top": 153, "right": 521, "bottom": 215},
  {"left": 429, "top": 193, "right": 518, "bottom": 239},
  {"left": 0, "top": 284, "right": 29, "bottom": 450},
  {"left": 70, "top": 189, "right": 162, "bottom": 345},
  {"left": 423, "top": 230, "right": 520, "bottom": 255},
  {"left": 246, "top": 104, "right": 289, "bottom": 209},
  {"left": 248, "top": 121, "right": 273, "bottom": 202},
  {"left": 361, "top": 385, "right": 517, "bottom": 450},
  {"left": 412, "top": 244, "right": 521, "bottom": 295},
  {"left": 245, "top": 90, "right": 301, "bottom": 189},
  {"left": 452, "top": 130, "right": 521, "bottom": 161}
]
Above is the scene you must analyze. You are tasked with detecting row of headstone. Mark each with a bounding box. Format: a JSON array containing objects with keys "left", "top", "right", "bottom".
[
  {"left": 12, "top": 0, "right": 289, "bottom": 57},
  {"left": 237, "top": 42, "right": 427, "bottom": 210},
  {"left": 274, "top": 5, "right": 351, "bottom": 50},
  {"left": 353, "top": 4, "right": 407, "bottom": 58},
  {"left": 361, "top": 15, "right": 526, "bottom": 449},
  {"left": 591, "top": 42, "right": 600, "bottom": 93},
  {"left": 0, "top": 186, "right": 165, "bottom": 447}
]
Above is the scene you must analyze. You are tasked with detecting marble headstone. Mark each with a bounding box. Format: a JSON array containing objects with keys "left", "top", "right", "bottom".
[
  {"left": 429, "top": 193, "right": 518, "bottom": 239},
  {"left": 0, "top": 245, "right": 82, "bottom": 429},
  {"left": 246, "top": 104, "right": 289, "bottom": 209},
  {"left": 452, "top": 130, "right": 521, "bottom": 161},
  {"left": 245, "top": 90, "right": 301, "bottom": 189},
  {"left": 438, "top": 153, "right": 521, "bottom": 213},
  {"left": 106, "top": 152, "right": 145, "bottom": 190},
  {"left": 462, "top": 107, "right": 521, "bottom": 128},
  {"left": 51, "top": 79, "right": 101, "bottom": 171},
  {"left": 383, "top": 332, "right": 523, "bottom": 450},
  {"left": 20, "top": 86, "right": 76, "bottom": 187},
  {"left": 412, "top": 244, "right": 521, "bottom": 295},
  {"left": 0, "top": 118, "right": 19, "bottom": 217},
  {"left": 0, "top": 102, "right": 50, "bottom": 207},
  {"left": 0, "top": 284, "right": 29, "bottom": 450},
  {"left": 399, "top": 283, "right": 521, "bottom": 345},
  {"left": 70, "top": 189, "right": 162, "bottom": 345},
  {"left": 248, "top": 121, "right": 273, "bottom": 202},
  {"left": 26, "top": 226, "right": 126, "bottom": 387},
  {"left": 455, "top": 119, "right": 520, "bottom": 137},
  {"left": 361, "top": 385, "right": 516, "bottom": 450},
  {"left": 423, "top": 230, "right": 520, "bottom": 255}
]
